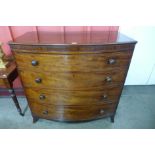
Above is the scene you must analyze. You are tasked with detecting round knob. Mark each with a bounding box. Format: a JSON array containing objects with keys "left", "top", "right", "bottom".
[
  {"left": 100, "top": 109, "right": 105, "bottom": 114},
  {"left": 35, "top": 78, "right": 42, "bottom": 83},
  {"left": 39, "top": 94, "right": 46, "bottom": 100},
  {"left": 43, "top": 110, "right": 48, "bottom": 115},
  {"left": 105, "top": 76, "right": 112, "bottom": 82},
  {"left": 108, "top": 58, "right": 116, "bottom": 64},
  {"left": 102, "top": 94, "right": 107, "bottom": 99},
  {"left": 31, "top": 60, "right": 38, "bottom": 66}
]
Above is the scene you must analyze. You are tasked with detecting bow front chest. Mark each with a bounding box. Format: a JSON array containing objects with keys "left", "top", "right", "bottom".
[{"left": 9, "top": 31, "right": 137, "bottom": 123}]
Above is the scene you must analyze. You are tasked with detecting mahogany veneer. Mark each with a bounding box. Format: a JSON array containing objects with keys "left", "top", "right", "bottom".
[{"left": 9, "top": 31, "right": 137, "bottom": 123}]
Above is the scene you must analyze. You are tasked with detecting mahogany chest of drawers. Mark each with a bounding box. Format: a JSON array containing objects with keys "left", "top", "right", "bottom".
[{"left": 9, "top": 31, "right": 137, "bottom": 123}]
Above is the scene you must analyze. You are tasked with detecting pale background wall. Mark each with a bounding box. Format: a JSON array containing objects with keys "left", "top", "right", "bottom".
[{"left": 120, "top": 26, "right": 155, "bottom": 85}]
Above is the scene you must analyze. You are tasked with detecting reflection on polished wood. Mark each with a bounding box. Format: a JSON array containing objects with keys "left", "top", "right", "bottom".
[
  {"left": 9, "top": 30, "right": 137, "bottom": 123},
  {"left": 9, "top": 31, "right": 135, "bottom": 45}
]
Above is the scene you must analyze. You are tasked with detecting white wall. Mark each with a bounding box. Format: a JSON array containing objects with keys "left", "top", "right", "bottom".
[{"left": 120, "top": 26, "right": 155, "bottom": 85}]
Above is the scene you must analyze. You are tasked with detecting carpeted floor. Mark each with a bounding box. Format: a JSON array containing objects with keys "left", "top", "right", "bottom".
[{"left": 0, "top": 85, "right": 155, "bottom": 129}]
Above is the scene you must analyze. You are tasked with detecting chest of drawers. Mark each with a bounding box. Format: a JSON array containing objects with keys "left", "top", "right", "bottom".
[{"left": 9, "top": 31, "right": 137, "bottom": 123}]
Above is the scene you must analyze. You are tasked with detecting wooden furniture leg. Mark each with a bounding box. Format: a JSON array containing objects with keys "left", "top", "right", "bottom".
[
  {"left": 8, "top": 88, "right": 24, "bottom": 116},
  {"left": 33, "top": 116, "right": 39, "bottom": 123},
  {"left": 0, "top": 62, "right": 24, "bottom": 116},
  {"left": 110, "top": 115, "right": 115, "bottom": 123}
]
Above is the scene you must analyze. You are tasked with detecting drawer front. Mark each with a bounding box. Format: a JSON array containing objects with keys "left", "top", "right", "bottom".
[
  {"left": 15, "top": 51, "right": 132, "bottom": 72},
  {"left": 25, "top": 86, "right": 121, "bottom": 106},
  {"left": 29, "top": 103, "right": 115, "bottom": 121},
  {"left": 19, "top": 69, "right": 126, "bottom": 90}
]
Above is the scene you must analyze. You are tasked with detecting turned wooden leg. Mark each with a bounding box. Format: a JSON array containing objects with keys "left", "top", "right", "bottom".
[
  {"left": 8, "top": 88, "right": 24, "bottom": 116},
  {"left": 33, "top": 116, "right": 39, "bottom": 123},
  {"left": 110, "top": 115, "right": 115, "bottom": 123}
]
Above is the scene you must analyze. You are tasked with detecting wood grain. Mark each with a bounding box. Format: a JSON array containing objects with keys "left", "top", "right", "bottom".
[
  {"left": 14, "top": 52, "right": 132, "bottom": 72},
  {"left": 24, "top": 86, "right": 121, "bottom": 106},
  {"left": 29, "top": 102, "right": 115, "bottom": 121},
  {"left": 18, "top": 69, "right": 126, "bottom": 90},
  {"left": 9, "top": 32, "right": 137, "bottom": 122}
]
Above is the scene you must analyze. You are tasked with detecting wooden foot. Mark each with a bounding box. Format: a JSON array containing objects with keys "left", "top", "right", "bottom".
[
  {"left": 8, "top": 89, "right": 24, "bottom": 116},
  {"left": 33, "top": 116, "right": 39, "bottom": 123},
  {"left": 110, "top": 115, "right": 115, "bottom": 123}
]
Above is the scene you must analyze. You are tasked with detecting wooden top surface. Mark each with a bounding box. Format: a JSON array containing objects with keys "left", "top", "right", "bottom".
[
  {"left": 0, "top": 62, "right": 16, "bottom": 78},
  {"left": 9, "top": 31, "right": 137, "bottom": 45}
]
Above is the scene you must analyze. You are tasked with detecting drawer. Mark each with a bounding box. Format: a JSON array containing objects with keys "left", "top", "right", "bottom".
[
  {"left": 15, "top": 51, "right": 132, "bottom": 72},
  {"left": 25, "top": 86, "right": 121, "bottom": 106},
  {"left": 19, "top": 69, "right": 126, "bottom": 90},
  {"left": 29, "top": 103, "right": 115, "bottom": 121}
]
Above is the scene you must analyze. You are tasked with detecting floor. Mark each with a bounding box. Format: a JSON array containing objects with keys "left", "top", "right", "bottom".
[{"left": 0, "top": 85, "right": 155, "bottom": 129}]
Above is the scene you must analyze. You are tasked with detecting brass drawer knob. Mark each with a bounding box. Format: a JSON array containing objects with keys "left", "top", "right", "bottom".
[
  {"left": 105, "top": 76, "right": 112, "bottom": 82},
  {"left": 35, "top": 78, "right": 42, "bottom": 83},
  {"left": 43, "top": 110, "right": 48, "bottom": 115},
  {"left": 31, "top": 60, "right": 39, "bottom": 66},
  {"left": 108, "top": 58, "right": 116, "bottom": 64},
  {"left": 100, "top": 109, "right": 105, "bottom": 114},
  {"left": 39, "top": 94, "right": 46, "bottom": 100}
]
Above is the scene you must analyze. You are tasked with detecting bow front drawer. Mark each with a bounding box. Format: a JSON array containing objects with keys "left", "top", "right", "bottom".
[
  {"left": 19, "top": 69, "right": 126, "bottom": 90},
  {"left": 29, "top": 103, "right": 115, "bottom": 122},
  {"left": 24, "top": 86, "right": 121, "bottom": 106},
  {"left": 14, "top": 51, "right": 132, "bottom": 72}
]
